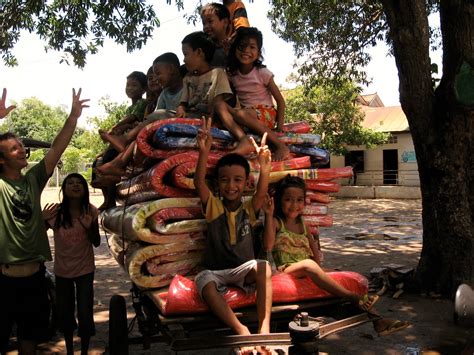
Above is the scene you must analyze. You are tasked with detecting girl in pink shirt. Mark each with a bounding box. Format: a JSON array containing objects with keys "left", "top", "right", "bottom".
[
  {"left": 215, "top": 27, "right": 290, "bottom": 161},
  {"left": 43, "top": 173, "right": 100, "bottom": 355}
]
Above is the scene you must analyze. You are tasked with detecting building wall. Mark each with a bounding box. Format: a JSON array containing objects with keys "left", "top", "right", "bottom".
[{"left": 330, "top": 132, "right": 420, "bottom": 186}]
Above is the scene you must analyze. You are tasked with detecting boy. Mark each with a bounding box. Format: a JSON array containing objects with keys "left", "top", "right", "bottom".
[
  {"left": 194, "top": 117, "right": 272, "bottom": 355},
  {"left": 201, "top": 3, "right": 234, "bottom": 67},
  {"left": 0, "top": 88, "right": 89, "bottom": 355},
  {"left": 223, "top": 0, "right": 250, "bottom": 31},
  {"left": 96, "top": 53, "right": 185, "bottom": 177},
  {"left": 175, "top": 31, "right": 233, "bottom": 118}
]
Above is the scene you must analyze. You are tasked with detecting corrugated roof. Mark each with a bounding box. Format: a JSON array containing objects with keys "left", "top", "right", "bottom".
[{"left": 360, "top": 106, "right": 410, "bottom": 132}]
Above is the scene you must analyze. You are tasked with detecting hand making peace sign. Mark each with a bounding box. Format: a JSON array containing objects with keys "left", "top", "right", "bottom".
[
  {"left": 250, "top": 132, "right": 272, "bottom": 172},
  {"left": 196, "top": 116, "right": 213, "bottom": 152},
  {"left": 0, "top": 88, "right": 16, "bottom": 119}
]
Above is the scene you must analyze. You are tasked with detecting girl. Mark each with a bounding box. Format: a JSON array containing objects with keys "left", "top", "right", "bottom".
[
  {"left": 43, "top": 173, "right": 100, "bottom": 355},
  {"left": 263, "top": 175, "right": 379, "bottom": 311},
  {"left": 215, "top": 27, "right": 290, "bottom": 161}
]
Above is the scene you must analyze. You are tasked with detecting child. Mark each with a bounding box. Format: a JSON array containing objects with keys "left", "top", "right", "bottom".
[
  {"left": 201, "top": 3, "right": 234, "bottom": 67},
  {"left": 42, "top": 173, "right": 100, "bottom": 355},
  {"left": 100, "top": 71, "right": 148, "bottom": 138},
  {"left": 263, "top": 175, "right": 379, "bottom": 309},
  {"left": 215, "top": 27, "right": 290, "bottom": 161},
  {"left": 223, "top": 0, "right": 250, "bottom": 32},
  {"left": 144, "top": 65, "right": 163, "bottom": 117},
  {"left": 175, "top": 31, "right": 233, "bottom": 118},
  {"left": 96, "top": 53, "right": 184, "bottom": 177},
  {"left": 194, "top": 117, "right": 272, "bottom": 355}
]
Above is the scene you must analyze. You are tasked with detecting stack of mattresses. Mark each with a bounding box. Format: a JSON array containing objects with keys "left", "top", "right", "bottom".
[{"left": 102, "top": 118, "right": 353, "bottom": 293}]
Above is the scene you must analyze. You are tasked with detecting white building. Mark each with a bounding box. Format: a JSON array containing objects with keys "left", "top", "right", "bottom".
[{"left": 330, "top": 94, "right": 420, "bottom": 186}]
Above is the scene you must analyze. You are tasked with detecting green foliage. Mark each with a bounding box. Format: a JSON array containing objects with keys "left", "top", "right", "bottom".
[
  {"left": 285, "top": 82, "right": 387, "bottom": 155},
  {"left": 5, "top": 98, "right": 65, "bottom": 142},
  {"left": 1, "top": 0, "right": 160, "bottom": 67}
]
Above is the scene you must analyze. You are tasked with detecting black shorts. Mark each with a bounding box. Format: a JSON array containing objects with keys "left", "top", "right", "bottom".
[{"left": 0, "top": 266, "right": 51, "bottom": 351}]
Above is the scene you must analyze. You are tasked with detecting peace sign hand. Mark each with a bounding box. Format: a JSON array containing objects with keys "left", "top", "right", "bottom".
[
  {"left": 196, "top": 116, "right": 213, "bottom": 152},
  {"left": 250, "top": 132, "right": 271, "bottom": 172}
]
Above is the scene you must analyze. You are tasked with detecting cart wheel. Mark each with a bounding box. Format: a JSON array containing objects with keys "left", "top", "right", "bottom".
[{"left": 109, "top": 295, "right": 129, "bottom": 355}]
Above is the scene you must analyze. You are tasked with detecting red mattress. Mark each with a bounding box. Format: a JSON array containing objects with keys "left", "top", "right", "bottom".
[{"left": 149, "top": 271, "right": 368, "bottom": 315}]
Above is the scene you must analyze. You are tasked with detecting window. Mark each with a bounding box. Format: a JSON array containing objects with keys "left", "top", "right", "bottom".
[
  {"left": 345, "top": 151, "right": 364, "bottom": 172},
  {"left": 387, "top": 134, "right": 398, "bottom": 144}
]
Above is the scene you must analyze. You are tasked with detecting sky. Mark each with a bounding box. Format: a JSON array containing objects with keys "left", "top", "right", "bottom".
[{"left": 1, "top": 1, "right": 401, "bottom": 129}]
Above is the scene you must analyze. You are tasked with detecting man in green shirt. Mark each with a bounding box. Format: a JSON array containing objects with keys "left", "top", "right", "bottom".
[{"left": 0, "top": 88, "right": 89, "bottom": 355}]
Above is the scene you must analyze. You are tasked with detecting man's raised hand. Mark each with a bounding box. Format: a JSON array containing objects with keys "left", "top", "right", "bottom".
[
  {"left": 69, "top": 88, "right": 90, "bottom": 119},
  {"left": 0, "top": 88, "right": 16, "bottom": 119}
]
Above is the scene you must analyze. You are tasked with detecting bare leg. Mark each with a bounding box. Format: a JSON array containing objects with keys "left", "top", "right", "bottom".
[
  {"left": 201, "top": 282, "right": 255, "bottom": 354},
  {"left": 214, "top": 101, "right": 256, "bottom": 156},
  {"left": 99, "top": 130, "right": 127, "bottom": 153},
  {"left": 245, "top": 261, "right": 272, "bottom": 354},
  {"left": 234, "top": 109, "right": 290, "bottom": 161},
  {"left": 96, "top": 142, "right": 135, "bottom": 176},
  {"left": 284, "top": 259, "right": 362, "bottom": 303}
]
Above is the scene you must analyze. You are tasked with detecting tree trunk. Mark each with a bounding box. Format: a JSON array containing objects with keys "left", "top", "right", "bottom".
[{"left": 382, "top": 0, "right": 474, "bottom": 295}]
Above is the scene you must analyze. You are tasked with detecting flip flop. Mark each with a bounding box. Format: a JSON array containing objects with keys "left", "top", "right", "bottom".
[
  {"left": 359, "top": 294, "right": 380, "bottom": 312},
  {"left": 376, "top": 319, "right": 410, "bottom": 336}
]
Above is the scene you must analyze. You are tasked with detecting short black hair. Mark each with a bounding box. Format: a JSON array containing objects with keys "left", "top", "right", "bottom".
[
  {"left": 127, "top": 71, "right": 148, "bottom": 88},
  {"left": 215, "top": 153, "right": 250, "bottom": 178},
  {"left": 182, "top": 31, "right": 216, "bottom": 64},
  {"left": 201, "top": 3, "right": 230, "bottom": 20},
  {"left": 228, "top": 27, "right": 265, "bottom": 73},
  {"left": 153, "top": 52, "right": 181, "bottom": 68}
]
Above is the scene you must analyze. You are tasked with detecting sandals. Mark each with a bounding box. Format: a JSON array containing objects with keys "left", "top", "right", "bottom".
[
  {"left": 375, "top": 318, "right": 410, "bottom": 336},
  {"left": 358, "top": 294, "right": 380, "bottom": 312}
]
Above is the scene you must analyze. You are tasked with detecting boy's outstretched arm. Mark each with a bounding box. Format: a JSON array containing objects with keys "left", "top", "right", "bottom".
[
  {"left": 194, "top": 116, "right": 213, "bottom": 205},
  {"left": 252, "top": 133, "right": 271, "bottom": 212},
  {"left": 45, "top": 88, "right": 89, "bottom": 176}
]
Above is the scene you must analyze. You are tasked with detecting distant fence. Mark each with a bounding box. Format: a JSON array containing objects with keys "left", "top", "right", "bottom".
[{"left": 346, "top": 169, "right": 420, "bottom": 187}]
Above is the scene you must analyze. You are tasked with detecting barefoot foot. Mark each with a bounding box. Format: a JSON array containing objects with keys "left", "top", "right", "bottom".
[
  {"left": 231, "top": 136, "right": 257, "bottom": 156},
  {"left": 272, "top": 143, "right": 290, "bottom": 161}
]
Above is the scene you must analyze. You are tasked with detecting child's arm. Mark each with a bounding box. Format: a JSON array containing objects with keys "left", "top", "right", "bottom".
[
  {"left": 262, "top": 195, "right": 278, "bottom": 251},
  {"left": 308, "top": 232, "right": 323, "bottom": 266},
  {"left": 194, "top": 117, "right": 213, "bottom": 205},
  {"left": 79, "top": 206, "right": 101, "bottom": 248},
  {"left": 251, "top": 133, "right": 272, "bottom": 212},
  {"left": 267, "top": 78, "right": 286, "bottom": 132}
]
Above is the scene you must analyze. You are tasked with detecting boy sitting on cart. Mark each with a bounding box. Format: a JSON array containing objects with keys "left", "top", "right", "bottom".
[{"left": 194, "top": 117, "right": 272, "bottom": 355}]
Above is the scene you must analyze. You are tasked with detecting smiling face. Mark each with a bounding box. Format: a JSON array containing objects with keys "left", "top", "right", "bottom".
[
  {"left": 125, "top": 77, "right": 145, "bottom": 101},
  {"left": 202, "top": 12, "right": 229, "bottom": 41},
  {"left": 0, "top": 137, "right": 28, "bottom": 173},
  {"left": 280, "top": 186, "right": 306, "bottom": 221},
  {"left": 217, "top": 164, "right": 247, "bottom": 209},
  {"left": 147, "top": 68, "right": 161, "bottom": 94},
  {"left": 235, "top": 37, "right": 260, "bottom": 69},
  {"left": 153, "top": 62, "right": 174, "bottom": 88}
]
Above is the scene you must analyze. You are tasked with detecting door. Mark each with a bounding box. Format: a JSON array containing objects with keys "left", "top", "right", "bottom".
[{"left": 383, "top": 149, "right": 398, "bottom": 184}]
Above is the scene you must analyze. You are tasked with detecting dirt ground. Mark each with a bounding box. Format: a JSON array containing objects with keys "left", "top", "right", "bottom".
[{"left": 7, "top": 188, "right": 473, "bottom": 354}]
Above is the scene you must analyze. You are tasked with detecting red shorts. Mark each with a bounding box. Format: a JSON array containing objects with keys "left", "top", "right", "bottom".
[{"left": 248, "top": 105, "right": 277, "bottom": 129}]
